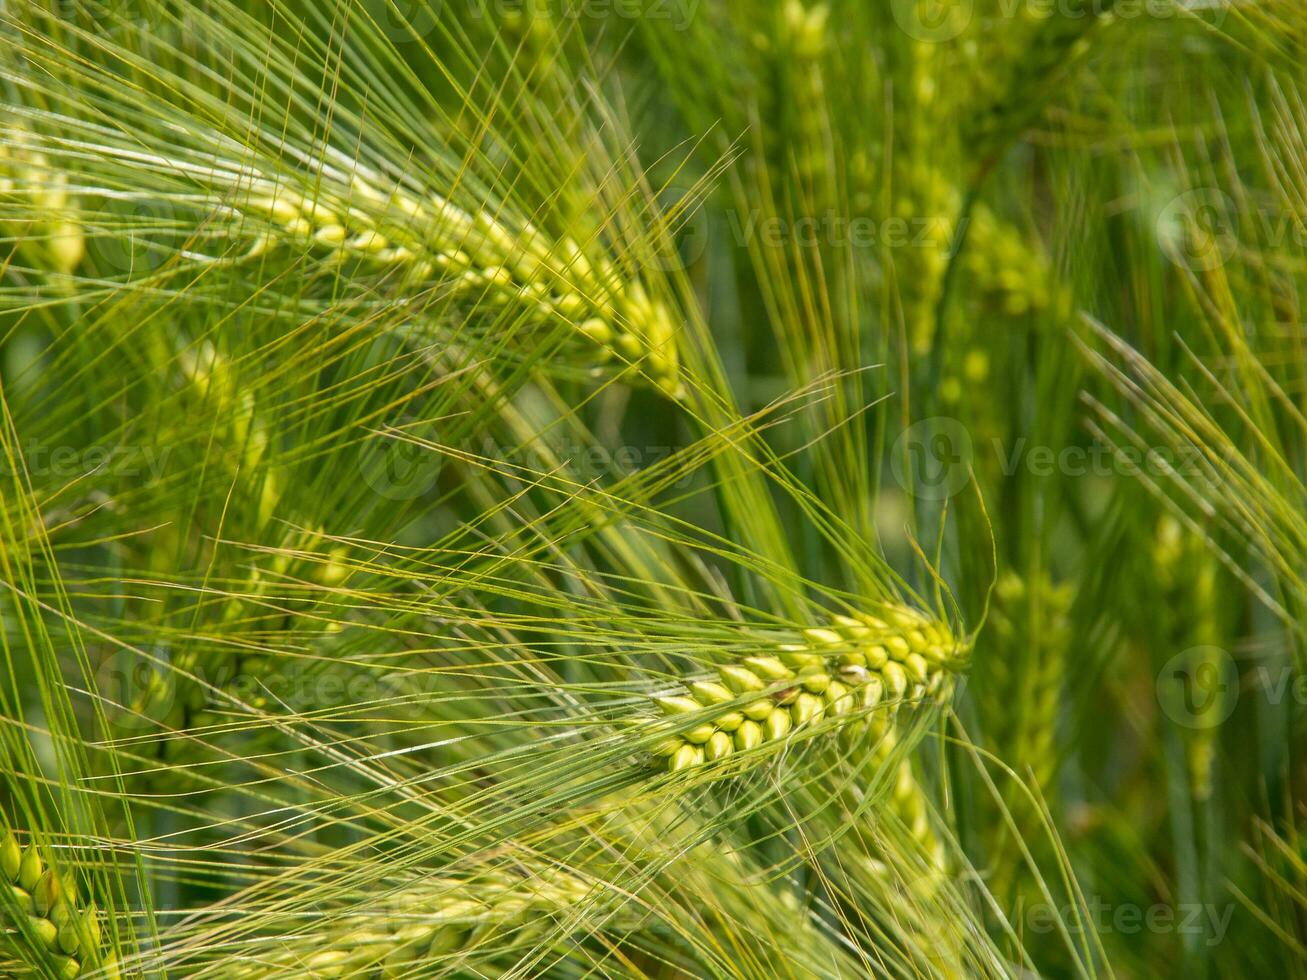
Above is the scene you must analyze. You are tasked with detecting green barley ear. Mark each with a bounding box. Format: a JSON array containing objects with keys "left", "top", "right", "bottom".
[
  {"left": 645, "top": 604, "right": 967, "bottom": 773},
  {"left": 962, "top": 202, "right": 1071, "bottom": 322},
  {"left": 0, "top": 825, "right": 117, "bottom": 979},
  {"left": 899, "top": 166, "right": 1073, "bottom": 355},
  {"left": 236, "top": 181, "right": 685, "bottom": 398},
  {"left": 200, "top": 864, "right": 619, "bottom": 979},
  {"left": 774, "top": 0, "right": 833, "bottom": 193},
  {"left": 0, "top": 2, "right": 686, "bottom": 399},
  {"left": 964, "top": 0, "right": 1119, "bottom": 184}
]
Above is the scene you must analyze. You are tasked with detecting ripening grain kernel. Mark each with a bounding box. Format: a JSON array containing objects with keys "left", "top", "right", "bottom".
[
  {"left": 689, "top": 680, "right": 734, "bottom": 704},
  {"left": 684, "top": 723, "right": 718, "bottom": 744},
  {"left": 764, "top": 708, "right": 793, "bottom": 740},
  {"left": 715, "top": 711, "right": 745, "bottom": 731},
  {"left": 719, "top": 665, "right": 765, "bottom": 693},
  {"left": 735, "top": 720, "right": 764, "bottom": 751},
  {"left": 670, "top": 743, "right": 704, "bottom": 771},
  {"left": 1, "top": 833, "right": 19, "bottom": 880},
  {"left": 742, "top": 655, "right": 792, "bottom": 681},
  {"left": 28, "top": 915, "right": 59, "bottom": 948},
  {"left": 791, "top": 692, "right": 824, "bottom": 726},
  {"left": 885, "top": 636, "right": 911, "bottom": 660},
  {"left": 651, "top": 738, "right": 682, "bottom": 757},
  {"left": 799, "top": 670, "right": 831, "bottom": 694},
  {"left": 705, "top": 731, "right": 734, "bottom": 761},
  {"left": 803, "top": 627, "right": 843, "bottom": 646},
  {"left": 825, "top": 680, "right": 852, "bottom": 715},
  {"left": 777, "top": 644, "right": 824, "bottom": 670},
  {"left": 19, "top": 848, "right": 42, "bottom": 891},
  {"left": 883, "top": 662, "right": 909, "bottom": 699},
  {"left": 656, "top": 696, "right": 701, "bottom": 716}
]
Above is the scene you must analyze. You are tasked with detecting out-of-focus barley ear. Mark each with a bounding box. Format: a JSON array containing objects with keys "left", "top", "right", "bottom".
[
  {"left": 1154, "top": 516, "right": 1224, "bottom": 802},
  {"left": 778, "top": 1, "right": 832, "bottom": 193},
  {"left": 0, "top": 129, "right": 86, "bottom": 279},
  {"left": 978, "top": 570, "right": 1073, "bottom": 904},
  {"left": 212, "top": 865, "right": 612, "bottom": 979},
  {"left": 117, "top": 343, "right": 352, "bottom": 743},
  {"left": 900, "top": 169, "right": 1070, "bottom": 355},
  {"left": 964, "top": 0, "right": 1119, "bottom": 182}
]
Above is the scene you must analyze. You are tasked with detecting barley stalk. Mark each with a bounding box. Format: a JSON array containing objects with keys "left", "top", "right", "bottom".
[
  {"left": 643, "top": 604, "right": 968, "bottom": 772},
  {"left": 0, "top": 826, "right": 117, "bottom": 980}
]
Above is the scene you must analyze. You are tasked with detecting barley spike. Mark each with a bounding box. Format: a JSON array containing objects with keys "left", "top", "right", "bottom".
[
  {"left": 647, "top": 604, "right": 967, "bottom": 772},
  {"left": 0, "top": 825, "right": 117, "bottom": 979}
]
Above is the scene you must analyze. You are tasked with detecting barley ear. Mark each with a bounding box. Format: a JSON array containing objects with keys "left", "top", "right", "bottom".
[
  {"left": 646, "top": 604, "right": 968, "bottom": 773},
  {"left": 0, "top": 824, "right": 117, "bottom": 979}
]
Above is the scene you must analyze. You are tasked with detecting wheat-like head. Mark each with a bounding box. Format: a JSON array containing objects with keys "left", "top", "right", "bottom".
[
  {"left": 212, "top": 865, "right": 609, "bottom": 979},
  {"left": 644, "top": 605, "right": 967, "bottom": 772},
  {"left": 0, "top": 827, "right": 117, "bottom": 980},
  {"left": 238, "top": 179, "right": 684, "bottom": 398}
]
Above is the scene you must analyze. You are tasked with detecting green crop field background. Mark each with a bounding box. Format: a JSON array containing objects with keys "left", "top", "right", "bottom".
[{"left": 0, "top": 1, "right": 1303, "bottom": 977}]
